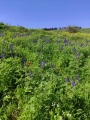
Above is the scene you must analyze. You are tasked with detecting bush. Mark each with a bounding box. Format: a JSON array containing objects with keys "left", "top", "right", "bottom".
[
  {"left": 66, "top": 26, "right": 80, "bottom": 33},
  {"left": 0, "top": 22, "right": 9, "bottom": 30}
]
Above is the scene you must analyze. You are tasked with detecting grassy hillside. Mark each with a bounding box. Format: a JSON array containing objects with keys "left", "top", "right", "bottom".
[
  {"left": 56, "top": 27, "right": 90, "bottom": 33},
  {"left": 0, "top": 23, "right": 90, "bottom": 120},
  {"left": 80, "top": 28, "right": 90, "bottom": 33}
]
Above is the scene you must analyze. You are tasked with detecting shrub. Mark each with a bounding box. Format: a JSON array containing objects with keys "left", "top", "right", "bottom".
[{"left": 66, "top": 26, "right": 80, "bottom": 33}]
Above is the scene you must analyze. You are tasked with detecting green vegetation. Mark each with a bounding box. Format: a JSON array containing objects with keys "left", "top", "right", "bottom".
[
  {"left": 0, "top": 22, "right": 90, "bottom": 120},
  {"left": 65, "top": 26, "right": 80, "bottom": 33},
  {"left": 80, "top": 28, "right": 90, "bottom": 33}
]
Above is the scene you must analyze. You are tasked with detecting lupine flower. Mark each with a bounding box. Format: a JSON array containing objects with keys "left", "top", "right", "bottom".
[
  {"left": 30, "top": 71, "right": 33, "bottom": 78},
  {"left": 1, "top": 52, "right": 4, "bottom": 59},
  {"left": 14, "top": 53, "right": 16, "bottom": 58},
  {"left": 33, "top": 40, "right": 37, "bottom": 44},
  {"left": 72, "top": 80, "right": 76, "bottom": 86},
  {"left": 51, "top": 63, "right": 54, "bottom": 68},
  {"left": 13, "top": 35, "right": 16, "bottom": 38},
  {"left": 0, "top": 32, "right": 2, "bottom": 37},
  {"left": 64, "top": 39, "right": 68, "bottom": 45},
  {"left": 75, "top": 53, "right": 80, "bottom": 59},
  {"left": 2, "top": 49, "right": 4, "bottom": 53},
  {"left": 80, "top": 43, "right": 83, "bottom": 47},
  {"left": 73, "top": 47, "right": 76, "bottom": 54},
  {"left": 76, "top": 74, "right": 80, "bottom": 81},
  {"left": 22, "top": 58, "right": 27, "bottom": 63},
  {"left": 64, "top": 39, "right": 67, "bottom": 43},
  {"left": 41, "top": 60, "right": 45, "bottom": 67},
  {"left": 49, "top": 40, "right": 52, "bottom": 43},
  {"left": 45, "top": 39, "right": 48, "bottom": 43},
  {"left": 25, "top": 33, "right": 27, "bottom": 36},
  {"left": 85, "top": 39, "right": 88, "bottom": 46},
  {"left": 86, "top": 43, "right": 88, "bottom": 46},
  {"left": 66, "top": 77, "right": 69, "bottom": 82},
  {"left": 10, "top": 44, "right": 14, "bottom": 51},
  {"left": 40, "top": 44, "right": 44, "bottom": 49},
  {"left": 38, "top": 51, "right": 40, "bottom": 56},
  {"left": 1, "top": 49, "right": 5, "bottom": 60},
  {"left": 56, "top": 40, "right": 59, "bottom": 44}
]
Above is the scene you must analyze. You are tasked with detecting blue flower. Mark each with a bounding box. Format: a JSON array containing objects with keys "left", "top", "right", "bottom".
[
  {"left": 38, "top": 51, "right": 40, "bottom": 56},
  {"left": 76, "top": 74, "right": 80, "bottom": 81},
  {"left": 1, "top": 52, "right": 4, "bottom": 59},
  {"left": 22, "top": 58, "right": 26, "bottom": 63},
  {"left": 72, "top": 80, "right": 76, "bottom": 86},
  {"left": 75, "top": 53, "right": 80, "bottom": 59},
  {"left": 30, "top": 71, "right": 33, "bottom": 78},
  {"left": 56, "top": 40, "right": 59, "bottom": 44},
  {"left": 2, "top": 49, "right": 4, "bottom": 53},
  {"left": 51, "top": 63, "right": 54, "bottom": 68},
  {"left": 80, "top": 43, "right": 83, "bottom": 47},
  {"left": 40, "top": 44, "right": 44, "bottom": 50},
  {"left": 41, "top": 60, "right": 45, "bottom": 67},
  {"left": 10, "top": 44, "right": 14, "bottom": 51},
  {"left": 33, "top": 40, "right": 37, "bottom": 44},
  {"left": 64, "top": 39, "right": 67, "bottom": 43},
  {"left": 1, "top": 49, "right": 5, "bottom": 60},
  {"left": 73, "top": 47, "right": 76, "bottom": 54},
  {"left": 66, "top": 77, "right": 69, "bottom": 82},
  {"left": 0, "top": 32, "right": 2, "bottom": 37}
]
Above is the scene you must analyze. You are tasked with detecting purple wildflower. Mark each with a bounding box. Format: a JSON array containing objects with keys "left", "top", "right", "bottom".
[
  {"left": 51, "top": 63, "right": 54, "bottom": 68},
  {"left": 80, "top": 43, "right": 83, "bottom": 47},
  {"left": 66, "top": 77, "right": 69, "bottom": 82},
  {"left": 0, "top": 32, "right": 2, "bottom": 37},
  {"left": 76, "top": 74, "right": 80, "bottom": 81},
  {"left": 45, "top": 39, "right": 48, "bottom": 43},
  {"left": 85, "top": 39, "right": 88, "bottom": 46},
  {"left": 10, "top": 44, "right": 14, "bottom": 51},
  {"left": 1, "top": 52, "right": 4, "bottom": 59},
  {"left": 75, "top": 53, "right": 80, "bottom": 59},
  {"left": 72, "top": 80, "right": 76, "bottom": 86},
  {"left": 2, "top": 49, "right": 4, "bottom": 53},
  {"left": 30, "top": 71, "right": 33, "bottom": 78},
  {"left": 56, "top": 40, "right": 59, "bottom": 44},
  {"left": 38, "top": 51, "right": 40, "bottom": 56},
  {"left": 1, "top": 49, "right": 5, "bottom": 60},
  {"left": 33, "top": 40, "right": 37, "bottom": 44},
  {"left": 73, "top": 47, "right": 76, "bottom": 54},
  {"left": 64, "top": 39, "right": 67, "bottom": 43},
  {"left": 22, "top": 58, "right": 26, "bottom": 63},
  {"left": 41, "top": 60, "right": 45, "bottom": 67}
]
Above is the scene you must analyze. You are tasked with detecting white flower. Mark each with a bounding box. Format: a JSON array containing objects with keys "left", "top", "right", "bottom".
[
  {"left": 60, "top": 116, "right": 63, "bottom": 120},
  {"left": 67, "top": 113, "right": 71, "bottom": 117}
]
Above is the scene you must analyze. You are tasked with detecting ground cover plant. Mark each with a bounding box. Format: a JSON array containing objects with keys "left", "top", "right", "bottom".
[{"left": 0, "top": 24, "right": 90, "bottom": 120}]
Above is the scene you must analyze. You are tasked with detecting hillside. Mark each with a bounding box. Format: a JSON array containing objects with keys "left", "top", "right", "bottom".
[
  {"left": 0, "top": 23, "right": 90, "bottom": 120},
  {"left": 0, "top": 22, "right": 90, "bottom": 33}
]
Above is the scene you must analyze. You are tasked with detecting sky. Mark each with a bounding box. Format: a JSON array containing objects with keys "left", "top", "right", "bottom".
[{"left": 0, "top": 0, "right": 90, "bottom": 28}]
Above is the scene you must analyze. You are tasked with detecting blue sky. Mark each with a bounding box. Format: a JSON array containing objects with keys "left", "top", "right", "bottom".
[{"left": 0, "top": 0, "right": 90, "bottom": 28}]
